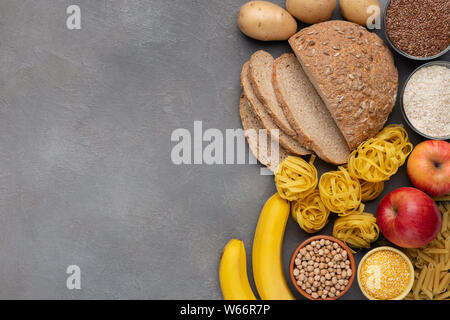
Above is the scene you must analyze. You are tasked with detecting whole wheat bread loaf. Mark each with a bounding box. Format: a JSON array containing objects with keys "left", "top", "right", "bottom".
[
  {"left": 239, "top": 93, "right": 289, "bottom": 171},
  {"left": 289, "top": 20, "right": 398, "bottom": 150},
  {"left": 273, "top": 53, "right": 350, "bottom": 165},
  {"left": 241, "top": 61, "right": 310, "bottom": 156},
  {"left": 249, "top": 50, "right": 297, "bottom": 137}
]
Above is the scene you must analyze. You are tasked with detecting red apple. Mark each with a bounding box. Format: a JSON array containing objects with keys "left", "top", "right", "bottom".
[
  {"left": 377, "top": 187, "right": 441, "bottom": 248},
  {"left": 407, "top": 140, "right": 450, "bottom": 197}
]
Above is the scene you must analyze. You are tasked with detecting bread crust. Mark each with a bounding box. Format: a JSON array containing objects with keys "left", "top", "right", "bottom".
[{"left": 289, "top": 20, "right": 398, "bottom": 150}]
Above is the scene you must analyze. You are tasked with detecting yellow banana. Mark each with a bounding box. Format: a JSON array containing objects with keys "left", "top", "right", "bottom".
[
  {"left": 219, "top": 239, "right": 257, "bottom": 300},
  {"left": 252, "top": 193, "right": 294, "bottom": 300}
]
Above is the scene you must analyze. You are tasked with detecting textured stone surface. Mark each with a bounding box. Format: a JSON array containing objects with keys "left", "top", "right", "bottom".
[{"left": 0, "top": 0, "right": 447, "bottom": 299}]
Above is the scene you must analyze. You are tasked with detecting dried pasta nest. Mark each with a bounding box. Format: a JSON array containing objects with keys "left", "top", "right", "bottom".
[
  {"left": 275, "top": 155, "right": 318, "bottom": 201},
  {"left": 292, "top": 190, "right": 330, "bottom": 233},
  {"left": 332, "top": 210, "right": 380, "bottom": 251},
  {"left": 319, "top": 166, "right": 362, "bottom": 216},
  {"left": 360, "top": 180, "right": 385, "bottom": 202},
  {"left": 348, "top": 125, "right": 413, "bottom": 182}
]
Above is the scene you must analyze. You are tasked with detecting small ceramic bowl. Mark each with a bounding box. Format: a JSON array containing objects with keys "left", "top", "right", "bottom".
[
  {"left": 289, "top": 235, "right": 356, "bottom": 300},
  {"left": 382, "top": 0, "right": 450, "bottom": 61},
  {"left": 400, "top": 60, "right": 450, "bottom": 140},
  {"left": 357, "top": 246, "right": 414, "bottom": 300}
]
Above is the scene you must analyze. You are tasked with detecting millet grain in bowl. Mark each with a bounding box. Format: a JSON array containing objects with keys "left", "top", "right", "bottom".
[{"left": 403, "top": 65, "right": 450, "bottom": 139}]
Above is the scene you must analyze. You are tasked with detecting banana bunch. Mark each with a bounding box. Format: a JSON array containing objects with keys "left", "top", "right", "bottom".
[{"left": 219, "top": 193, "right": 294, "bottom": 300}]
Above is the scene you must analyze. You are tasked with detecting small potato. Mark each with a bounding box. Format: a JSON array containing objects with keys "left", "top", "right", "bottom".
[
  {"left": 340, "top": 0, "right": 381, "bottom": 26},
  {"left": 238, "top": 1, "right": 297, "bottom": 41},
  {"left": 286, "top": 0, "right": 336, "bottom": 24}
]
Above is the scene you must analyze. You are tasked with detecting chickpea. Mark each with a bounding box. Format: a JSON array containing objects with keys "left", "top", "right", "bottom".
[
  {"left": 333, "top": 242, "right": 339, "bottom": 249},
  {"left": 308, "top": 260, "right": 314, "bottom": 266},
  {"left": 311, "top": 241, "right": 317, "bottom": 247},
  {"left": 341, "top": 271, "right": 347, "bottom": 278},
  {"left": 293, "top": 269, "right": 300, "bottom": 276},
  {"left": 295, "top": 258, "right": 301, "bottom": 265},
  {"left": 330, "top": 287, "right": 336, "bottom": 294},
  {"left": 347, "top": 269, "right": 352, "bottom": 277},
  {"left": 299, "top": 274, "right": 306, "bottom": 282},
  {"left": 297, "top": 280, "right": 302, "bottom": 286},
  {"left": 325, "top": 240, "right": 330, "bottom": 246},
  {"left": 314, "top": 275, "right": 321, "bottom": 281},
  {"left": 308, "top": 277, "right": 314, "bottom": 284},
  {"left": 321, "top": 294, "right": 327, "bottom": 299},
  {"left": 329, "top": 292, "right": 335, "bottom": 298},
  {"left": 306, "top": 288, "right": 312, "bottom": 294},
  {"left": 301, "top": 284, "right": 307, "bottom": 290},
  {"left": 311, "top": 292, "right": 319, "bottom": 299},
  {"left": 331, "top": 277, "right": 337, "bottom": 284},
  {"left": 335, "top": 290, "right": 341, "bottom": 297}
]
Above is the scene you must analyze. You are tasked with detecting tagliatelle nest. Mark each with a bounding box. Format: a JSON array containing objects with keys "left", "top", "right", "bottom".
[
  {"left": 332, "top": 210, "right": 380, "bottom": 251},
  {"left": 348, "top": 125, "right": 413, "bottom": 182},
  {"left": 360, "top": 180, "right": 385, "bottom": 202},
  {"left": 319, "top": 166, "right": 362, "bottom": 216},
  {"left": 275, "top": 155, "right": 318, "bottom": 201},
  {"left": 292, "top": 190, "right": 330, "bottom": 233}
]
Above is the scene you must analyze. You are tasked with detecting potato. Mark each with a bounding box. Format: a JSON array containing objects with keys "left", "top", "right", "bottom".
[
  {"left": 340, "top": 0, "right": 381, "bottom": 26},
  {"left": 286, "top": 0, "right": 336, "bottom": 24},
  {"left": 238, "top": 1, "right": 297, "bottom": 41}
]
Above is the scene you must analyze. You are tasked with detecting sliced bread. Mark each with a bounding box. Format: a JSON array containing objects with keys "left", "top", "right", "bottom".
[
  {"left": 241, "top": 61, "right": 310, "bottom": 156},
  {"left": 288, "top": 20, "right": 398, "bottom": 150},
  {"left": 249, "top": 50, "right": 296, "bottom": 137},
  {"left": 239, "top": 93, "right": 289, "bottom": 171},
  {"left": 273, "top": 53, "right": 350, "bottom": 165}
]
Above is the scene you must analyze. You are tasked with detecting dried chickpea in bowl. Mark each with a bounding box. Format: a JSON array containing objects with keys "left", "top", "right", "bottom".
[{"left": 289, "top": 235, "right": 356, "bottom": 300}]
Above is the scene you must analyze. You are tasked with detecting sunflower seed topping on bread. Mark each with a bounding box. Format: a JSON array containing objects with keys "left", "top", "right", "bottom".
[{"left": 289, "top": 20, "right": 398, "bottom": 150}]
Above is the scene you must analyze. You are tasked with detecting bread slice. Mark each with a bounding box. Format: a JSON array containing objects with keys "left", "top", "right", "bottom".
[
  {"left": 289, "top": 20, "right": 398, "bottom": 150},
  {"left": 239, "top": 93, "right": 289, "bottom": 171},
  {"left": 241, "top": 61, "right": 310, "bottom": 156},
  {"left": 273, "top": 53, "right": 350, "bottom": 165},
  {"left": 249, "top": 50, "right": 296, "bottom": 137}
]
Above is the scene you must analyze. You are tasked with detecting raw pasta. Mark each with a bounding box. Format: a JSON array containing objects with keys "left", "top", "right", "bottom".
[
  {"left": 332, "top": 210, "right": 379, "bottom": 251},
  {"left": 360, "top": 180, "right": 385, "bottom": 202},
  {"left": 275, "top": 155, "right": 318, "bottom": 201},
  {"left": 319, "top": 166, "right": 362, "bottom": 216},
  {"left": 292, "top": 190, "right": 330, "bottom": 233},
  {"left": 405, "top": 202, "right": 450, "bottom": 300},
  {"left": 348, "top": 125, "right": 413, "bottom": 182}
]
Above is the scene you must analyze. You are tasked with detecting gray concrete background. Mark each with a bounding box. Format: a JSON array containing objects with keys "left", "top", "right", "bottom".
[{"left": 0, "top": 0, "right": 447, "bottom": 299}]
